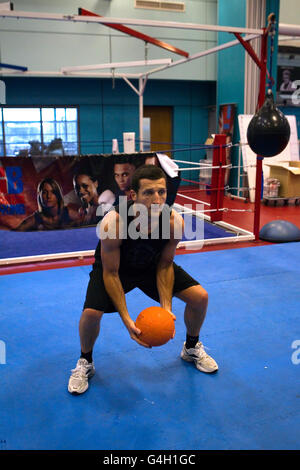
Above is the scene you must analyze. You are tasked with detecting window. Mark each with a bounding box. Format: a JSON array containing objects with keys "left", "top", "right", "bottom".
[{"left": 0, "top": 107, "right": 79, "bottom": 156}]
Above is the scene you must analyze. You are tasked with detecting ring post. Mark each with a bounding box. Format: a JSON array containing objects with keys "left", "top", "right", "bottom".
[{"left": 210, "top": 134, "right": 227, "bottom": 222}]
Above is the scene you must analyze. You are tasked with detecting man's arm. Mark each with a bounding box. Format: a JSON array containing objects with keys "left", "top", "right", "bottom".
[
  {"left": 100, "top": 211, "right": 151, "bottom": 348},
  {"left": 156, "top": 210, "right": 184, "bottom": 318}
]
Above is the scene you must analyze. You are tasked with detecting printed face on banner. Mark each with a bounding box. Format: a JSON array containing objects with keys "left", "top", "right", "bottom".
[
  {"left": 73, "top": 174, "right": 99, "bottom": 206},
  {"left": 0, "top": 154, "right": 181, "bottom": 232},
  {"left": 113, "top": 162, "right": 136, "bottom": 193},
  {"left": 276, "top": 65, "right": 300, "bottom": 106}
]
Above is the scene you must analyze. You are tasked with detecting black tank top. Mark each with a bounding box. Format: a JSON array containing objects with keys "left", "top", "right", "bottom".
[{"left": 94, "top": 200, "right": 171, "bottom": 272}]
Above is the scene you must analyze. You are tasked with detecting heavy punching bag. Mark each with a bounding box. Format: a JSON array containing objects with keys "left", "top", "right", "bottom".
[{"left": 247, "top": 89, "right": 291, "bottom": 157}]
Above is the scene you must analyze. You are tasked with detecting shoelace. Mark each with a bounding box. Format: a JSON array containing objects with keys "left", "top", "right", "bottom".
[
  {"left": 194, "top": 342, "right": 210, "bottom": 359},
  {"left": 71, "top": 361, "right": 90, "bottom": 379}
]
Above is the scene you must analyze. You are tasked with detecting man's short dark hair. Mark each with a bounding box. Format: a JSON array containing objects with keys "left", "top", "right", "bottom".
[
  {"left": 113, "top": 154, "right": 136, "bottom": 166},
  {"left": 131, "top": 164, "right": 167, "bottom": 193}
]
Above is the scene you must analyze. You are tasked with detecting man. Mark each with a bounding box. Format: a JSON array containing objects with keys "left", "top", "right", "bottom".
[
  {"left": 279, "top": 69, "right": 295, "bottom": 92},
  {"left": 144, "top": 153, "right": 181, "bottom": 207},
  {"left": 113, "top": 158, "right": 136, "bottom": 202},
  {"left": 68, "top": 165, "right": 218, "bottom": 394}
]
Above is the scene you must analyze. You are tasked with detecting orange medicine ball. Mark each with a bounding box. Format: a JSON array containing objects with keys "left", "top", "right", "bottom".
[{"left": 135, "top": 306, "right": 175, "bottom": 347}]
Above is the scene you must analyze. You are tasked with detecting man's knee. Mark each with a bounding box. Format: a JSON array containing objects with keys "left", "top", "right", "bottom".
[
  {"left": 177, "top": 284, "right": 208, "bottom": 309},
  {"left": 190, "top": 285, "right": 208, "bottom": 308},
  {"left": 82, "top": 308, "right": 104, "bottom": 321},
  {"left": 199, "top": 286, "right": 208, "bottom": 303}
]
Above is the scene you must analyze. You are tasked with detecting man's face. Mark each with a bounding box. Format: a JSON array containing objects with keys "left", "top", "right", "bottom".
[
  {"left": 114, "top": 163, "right": 135, "bottom": 192},
  {"left": 131, "top": 178, "right": 167, "bottom": 214}
]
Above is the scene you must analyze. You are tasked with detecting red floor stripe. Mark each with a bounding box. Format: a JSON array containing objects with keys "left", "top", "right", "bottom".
[{"left": 0, "top": 257, "right": 95, "bottom": 276}]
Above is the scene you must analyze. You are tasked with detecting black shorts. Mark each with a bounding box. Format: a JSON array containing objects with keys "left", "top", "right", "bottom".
[{"left": 83, "top": 263, "right": 199, "bottom": 313}]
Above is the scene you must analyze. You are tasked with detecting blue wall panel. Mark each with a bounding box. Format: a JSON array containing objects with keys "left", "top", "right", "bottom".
[
  {"left": 102, "top": 104, "right": 139, "bottom": 154},
  {"left": 79, "top": 104, "right": 103, "bottom": 154},
  {"left": 102, "top": 80, "right": 139, "bottom": 106},
  {"left": 144, "top": 80, "right": 192, "bottom": 107}
]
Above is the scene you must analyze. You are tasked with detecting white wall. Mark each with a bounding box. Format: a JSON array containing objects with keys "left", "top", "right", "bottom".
[
  {"left": 279, "top": 0, "right": 300, "bottom": 47},
  {"left": 0, "top": 0, "right": 217, "bottom": 80},
  {"left": 279, "top": 0, "right": 300, "bottom": 24}
]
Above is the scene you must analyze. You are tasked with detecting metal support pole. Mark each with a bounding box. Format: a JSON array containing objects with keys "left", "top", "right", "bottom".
[
  {"left": 139, "top": 76, "right": 144, "bottom": 152},
  {"left": 238, "top": 144, "right": 242, "bottom": 198},
  {"left": 210, "top": 134, "right": 227, "bottom": 222},
  {"left": 122, "top": 75, "right": 147, "bottom": 152},
  {"left": 253, "top": 28, "right": 268, "bottom": 241}
]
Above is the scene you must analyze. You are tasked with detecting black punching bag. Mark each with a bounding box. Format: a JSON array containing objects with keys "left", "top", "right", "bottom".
[{"left": 247, "top": 89, "right": 291, "bottom": 157}]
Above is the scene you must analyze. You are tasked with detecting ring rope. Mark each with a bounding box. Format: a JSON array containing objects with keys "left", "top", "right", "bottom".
[
  {"left": 178, "top": 206, "right": 253, "bottom": 214},
  {"left": 177, "top": 192, "right": 210, "bottom": 206}
]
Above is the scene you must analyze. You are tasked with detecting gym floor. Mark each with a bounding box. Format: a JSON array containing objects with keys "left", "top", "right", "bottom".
[{"left": 0, "top": 197, "right": 299, "bottom": 450}]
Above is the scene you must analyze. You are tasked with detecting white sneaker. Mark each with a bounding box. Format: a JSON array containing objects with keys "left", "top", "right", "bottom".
[
  {"left": 181, "top": 341, "right": 218, "bottom": 373},
  {"left": 68, "top": 358, "right": 95, "bottom": 394}
]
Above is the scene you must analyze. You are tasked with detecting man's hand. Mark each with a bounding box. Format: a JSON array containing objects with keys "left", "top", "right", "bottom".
[
  {"left": 168, "top": 311, "right": 176, "bottom": 322},
  {"left": 161, "top": 306, "right": 176, "bottom": 322},
  {"left": 124, "top": 318, "right": 152, "bottom": 348},
  {"left": 164, "top": 309, "right": 176, "bottom": 338}
]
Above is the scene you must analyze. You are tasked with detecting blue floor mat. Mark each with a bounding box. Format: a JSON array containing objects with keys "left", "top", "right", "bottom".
[{"left": 0, "top": 243, "right": 299, "bottom": 450}]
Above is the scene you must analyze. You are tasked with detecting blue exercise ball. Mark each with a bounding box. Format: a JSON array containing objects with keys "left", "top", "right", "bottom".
[{"left": 259, "top": 220, "right": 300, "bottom": 243}]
